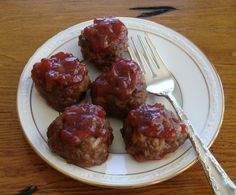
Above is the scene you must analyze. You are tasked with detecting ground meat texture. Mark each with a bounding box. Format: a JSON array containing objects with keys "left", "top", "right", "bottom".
[
  {"left": 47, "top": 103, "right": 113, "bottom": 167},
  {"left": 91, "top": 59, "right": 147, "bottom": 118},
  {"left": 121, "top": 104, "right": 188, "bottom": 161},
  {"left": 31, "top": 52, "right": 90, "bottom": 112},
  {"left": 79, "top": 17, "right": 128, "bottom": 70}
]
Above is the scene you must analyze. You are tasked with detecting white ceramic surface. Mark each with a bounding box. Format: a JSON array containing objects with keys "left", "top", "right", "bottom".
[{"left": 17, "top": 17, "right": 224, "bottom": 188}]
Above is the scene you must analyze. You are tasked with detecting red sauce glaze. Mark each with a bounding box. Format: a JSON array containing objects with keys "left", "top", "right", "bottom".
[
  {"left": 83, "top": 17, "right": 128, "bottom": 52},
  {"left": 60, "top": 103, "right": 111, "bottom": 146},
  {"left": 31, "top": 52, "right": 87, "bottom": 91},
  {"left": 93, "top": 59, "right": 141, "bottom": 100},
  {"left": 127, "top": 104, "right": 187, "bottom": 140}
]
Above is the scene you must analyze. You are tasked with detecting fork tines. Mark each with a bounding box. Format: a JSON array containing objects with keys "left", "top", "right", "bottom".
[{"left": 128, "top": 34, "right": 168, "bottom": 83}]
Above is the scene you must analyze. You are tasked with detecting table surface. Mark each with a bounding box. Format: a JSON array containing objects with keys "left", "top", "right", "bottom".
[{"left": 0, "top": 0, "right": 235, "bottom": 194}]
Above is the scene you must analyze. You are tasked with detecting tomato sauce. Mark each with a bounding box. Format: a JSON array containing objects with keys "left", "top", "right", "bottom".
[
  {"left": 93, "top": 59, "right": 141, "bottom": 100},
  {"left": 60, "top": 103, "right": 110, "bottom": 146},
  {"left": 127, "top": 104, "right": 187, "bottom": 140},
  {"left": 32, "top": 52, "right": 86, "bottom": 91},
  {"left": 83, "top": 17, "right": 128, "bottom": 52}
]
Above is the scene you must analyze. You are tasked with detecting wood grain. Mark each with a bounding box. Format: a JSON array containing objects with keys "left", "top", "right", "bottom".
[{"left": 0, "top": 0, "right": 235, "bottom": 194}]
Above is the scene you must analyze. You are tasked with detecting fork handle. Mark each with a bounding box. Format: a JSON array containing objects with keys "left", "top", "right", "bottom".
[{"left": 167, "top": 93, "right": 236, "bottom": 195}]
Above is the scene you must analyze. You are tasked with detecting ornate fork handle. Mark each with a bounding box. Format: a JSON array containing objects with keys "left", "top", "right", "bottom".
[{"left": 167, "top": 93, "right": 236, "bottom": 195}]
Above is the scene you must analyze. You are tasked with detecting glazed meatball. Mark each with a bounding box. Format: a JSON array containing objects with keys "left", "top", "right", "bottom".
[
  {"left": 47, "top": 103, "right": 113, "bottom": 167},
  {"left": 121, "top": 104, "right": 188, "bottom": 162},
  {"left": 91, "top": 59, "right": 147, "bottom": 118},
  {"left": 79, "top": 17, "right": 128, "bottom": 70},
  {"left": 31, "top": 52, "right": 90, "bottom": 112}
]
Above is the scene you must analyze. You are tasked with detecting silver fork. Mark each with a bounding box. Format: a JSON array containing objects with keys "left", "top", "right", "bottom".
[{"left": 128, "top": 34, "right": 236, "bottom": 195}]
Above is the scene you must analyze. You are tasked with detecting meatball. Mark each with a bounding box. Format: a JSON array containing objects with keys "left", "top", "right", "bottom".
[
  {"left": 121, "top": 104, "right": 188, "bottom": 162},
  {"left": 47, "top": 103, "right": 113, "bottom": 167},
  {"left": 79, "top": 17, "right": 128, "bottom": 70},
  {"left": 91, "top": 59, "right": 147, "bottom": 118},
  {"left": 31, "top": 52, "right": 90, "bottom": 112}
]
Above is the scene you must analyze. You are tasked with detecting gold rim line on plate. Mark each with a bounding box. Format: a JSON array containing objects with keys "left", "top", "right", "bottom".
[{"left": 16, "top": 18, "right": 225, "bottom": 188}]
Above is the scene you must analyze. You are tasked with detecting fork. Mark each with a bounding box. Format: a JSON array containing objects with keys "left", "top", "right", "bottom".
[{"left": 128, "top": 34, "right": 236, "bottom": 195}]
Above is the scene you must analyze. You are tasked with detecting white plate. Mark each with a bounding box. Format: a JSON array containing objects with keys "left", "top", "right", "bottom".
[{"left": 17, "top": 17, "right": 224, "bottom": 188}]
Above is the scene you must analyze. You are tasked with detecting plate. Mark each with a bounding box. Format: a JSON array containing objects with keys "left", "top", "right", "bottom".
[{"left": 17, "top": 17, "right": 224, "bottom": 188}]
